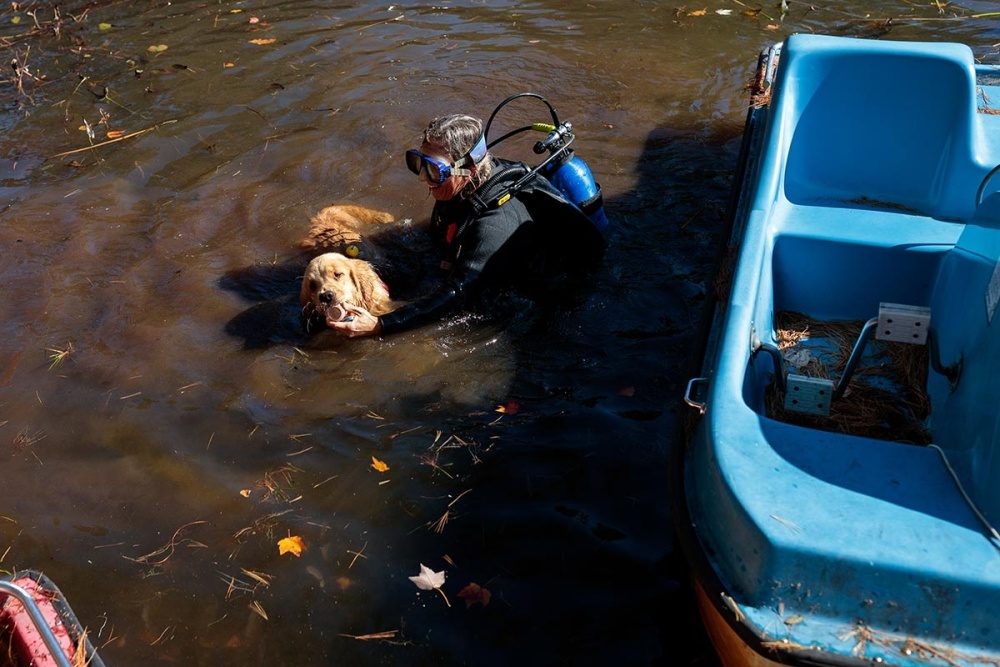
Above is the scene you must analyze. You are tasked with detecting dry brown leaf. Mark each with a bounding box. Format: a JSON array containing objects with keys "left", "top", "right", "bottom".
[{"left": 457, "top": 582, "right": 491, "bottom": 608}]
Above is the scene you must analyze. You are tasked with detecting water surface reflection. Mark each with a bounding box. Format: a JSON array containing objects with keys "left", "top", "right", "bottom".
[{"left": 2, "top": 1, "right": 1000, "bottom": 665}]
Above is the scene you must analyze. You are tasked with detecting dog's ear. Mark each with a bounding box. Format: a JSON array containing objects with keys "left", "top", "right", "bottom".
[{"left": 350, "top": 261, "right": 389, "bottom": 314}]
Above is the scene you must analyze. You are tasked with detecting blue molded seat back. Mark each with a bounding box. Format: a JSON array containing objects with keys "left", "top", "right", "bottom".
[
  {"left": 775, "top": 34, "right": 982, "bottom": 220},
  {"left": 930, "top": 193, "right": 1000, "bottom": 518}
]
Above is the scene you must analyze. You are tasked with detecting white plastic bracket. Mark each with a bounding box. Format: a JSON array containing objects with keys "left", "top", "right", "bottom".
[
  {"left": 876, "top": 303, "right": 930, "bottom": 345},
  {"left": 783, "top": 374, "right": 834, "bottom": 416}
]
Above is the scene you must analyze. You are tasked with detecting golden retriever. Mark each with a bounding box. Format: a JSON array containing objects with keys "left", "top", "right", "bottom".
[
  {"left": 298, "top": 204, "right": 396, "bottom": 255},
  {"left": 300, "top": 252, "right": 393, "bottom": 331}
]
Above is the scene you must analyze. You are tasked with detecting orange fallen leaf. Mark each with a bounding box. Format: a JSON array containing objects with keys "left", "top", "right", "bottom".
[
  {"left": 278, "top": 535, "right": 306, "bottom": 557},
  {"left": 249, "top": 38, "right": 276, "bottom": 45},
  {"left": 239, "top": 489, "right": 251, "bottom": 498},
  {"left": 106, "top": 130, "right": 125, "bottom": 139},
  {"left": 457, "top": 583, "right": 491, "bottom": 608},
  {"left": 371, "top": 455, "right": 389, "bottom": 473},
  {"left": 688, "top": 8, "right": 707, "bottom": 16}
]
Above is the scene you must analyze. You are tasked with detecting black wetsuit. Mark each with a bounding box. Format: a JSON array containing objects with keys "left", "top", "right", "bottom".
[{"left": 378, "top": 158, "right": 606, "bottom": 336}]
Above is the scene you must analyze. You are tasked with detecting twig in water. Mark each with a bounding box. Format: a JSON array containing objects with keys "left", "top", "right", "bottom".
[
  {"left": 48, "top": 119, "right": 178, "bottom": 159},
  {"left": 129, "top": 520, "right": 207, "bottom": 566}
]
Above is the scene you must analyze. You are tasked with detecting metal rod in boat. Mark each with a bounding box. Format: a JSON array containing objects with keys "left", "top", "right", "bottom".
[
  {"left": 0, "top": 581, "right": 75, "bottom": 667},
  {"left": 832, "top": 317, "right": 879, "bottom": 401}
]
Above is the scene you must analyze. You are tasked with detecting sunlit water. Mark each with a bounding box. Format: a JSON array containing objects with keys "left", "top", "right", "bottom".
[{"left": 1, "top": 1, "right": 999, "bottom": 665}]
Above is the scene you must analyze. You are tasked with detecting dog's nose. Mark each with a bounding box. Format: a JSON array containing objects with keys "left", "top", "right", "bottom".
[{"left": 319, "top": 291, "right": 333, "bottom": 304}]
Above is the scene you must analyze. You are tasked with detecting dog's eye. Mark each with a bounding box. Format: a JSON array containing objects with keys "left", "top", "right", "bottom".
[
  {"left": 334, "top": 271, "right": 345, "bottom": 280},
  {"left": 309, "top": 279, "right": 319, "bottom": 291}
]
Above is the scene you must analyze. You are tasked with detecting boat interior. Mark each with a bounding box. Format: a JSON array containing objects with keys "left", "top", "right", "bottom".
[{"left": 691, "top": 33, "right": 1000, "bottom": 654}]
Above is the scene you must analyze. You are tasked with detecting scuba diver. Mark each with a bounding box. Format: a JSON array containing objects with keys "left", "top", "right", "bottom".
[{"left": 329, "top": 95, "right": 608, "bottom": 338}]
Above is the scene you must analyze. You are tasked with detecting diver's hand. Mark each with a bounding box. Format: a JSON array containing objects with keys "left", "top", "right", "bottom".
[{"left": 327, "top": 303, "right": 383, "bottom": 338}]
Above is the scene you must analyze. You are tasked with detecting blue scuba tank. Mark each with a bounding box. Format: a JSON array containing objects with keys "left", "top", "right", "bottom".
[{"left": 542, "top": 150, "right": 609, "bottom": 232}]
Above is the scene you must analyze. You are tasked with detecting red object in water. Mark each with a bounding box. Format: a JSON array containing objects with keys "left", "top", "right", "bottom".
[{"left": 0, "top": 571, "right": 105, "bottom": 667}]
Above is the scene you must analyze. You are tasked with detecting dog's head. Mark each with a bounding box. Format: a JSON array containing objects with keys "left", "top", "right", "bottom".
[{"left": 300, "top": 253, "right": 392, "bottom": 330}]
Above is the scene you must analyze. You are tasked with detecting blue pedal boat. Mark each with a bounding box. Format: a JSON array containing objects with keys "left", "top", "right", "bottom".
[{"left": 672, "top": 34, "right": 1000, "bottom": 667}]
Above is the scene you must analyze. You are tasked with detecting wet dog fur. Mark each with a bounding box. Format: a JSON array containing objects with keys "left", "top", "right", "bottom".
[{"left": 298, "top": 204, "right": 397, "bottom": 256}]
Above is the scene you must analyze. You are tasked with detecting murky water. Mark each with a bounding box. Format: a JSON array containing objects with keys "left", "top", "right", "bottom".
[{"left": 2, "top": 1, "right": 1000, "bottom": 665}]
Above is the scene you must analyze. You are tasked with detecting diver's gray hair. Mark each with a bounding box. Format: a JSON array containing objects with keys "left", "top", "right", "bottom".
[{"left": 422, "top": 114, "right": 492, "bottom": 196}]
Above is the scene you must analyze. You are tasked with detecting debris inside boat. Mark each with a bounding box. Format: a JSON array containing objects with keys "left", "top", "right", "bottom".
[{"left": 765, "top": 310, "right": 931, "bottom": 444}]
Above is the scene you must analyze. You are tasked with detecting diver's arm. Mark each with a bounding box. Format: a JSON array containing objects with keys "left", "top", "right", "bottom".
[
  {"left": 377, "top": 286, "right": 463, "bottom": 336},
  {"left": 327, "top": 285, "right": 464, "bottom": 338}
]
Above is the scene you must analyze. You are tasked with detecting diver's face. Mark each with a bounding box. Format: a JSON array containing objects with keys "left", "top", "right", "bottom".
[{"left": 418, "top": 141, "right": 470, "bottom": 201}]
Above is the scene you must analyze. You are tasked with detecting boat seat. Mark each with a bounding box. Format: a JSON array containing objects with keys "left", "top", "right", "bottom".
[
  {"left": 926, "top": 192, "right": 1000, "bottom": 519},
  {"left": 774, "top": 34, "right": 985, "bottom": 221}
]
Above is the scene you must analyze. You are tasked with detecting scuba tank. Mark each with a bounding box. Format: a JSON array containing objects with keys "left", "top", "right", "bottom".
[
  {"left": 534, "top": 123, "right": 609, "bottom": 231},
  {"left": 480, "top": 93, "right": 610, "bottom": 234}
]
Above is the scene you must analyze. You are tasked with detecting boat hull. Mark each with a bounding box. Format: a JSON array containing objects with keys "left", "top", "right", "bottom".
[
  {"left": 674, "top": 33, "right": 1000, "bottom": 667},
  {"left": 694, "top": 582, "right": 781, "bottom": 667}
]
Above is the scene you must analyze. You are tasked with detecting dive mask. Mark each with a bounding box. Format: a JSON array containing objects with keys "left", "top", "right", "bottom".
[{"left": 406, "top": 133, "right": 487, "bottom": 184}]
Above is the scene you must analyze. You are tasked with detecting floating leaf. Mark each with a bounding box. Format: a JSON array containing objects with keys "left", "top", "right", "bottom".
[
  {"left": 147, "top": 44, "right": 169, "bottom": 53},
  {"left": 239, "top": 489, "right": 251, "bottom": 498},
  {"left": 457, "top": 583, "right": 491, "bottom": 608},
  {"left": 224, "top": 63, "right": 235, "bottom": 68},
  {"left": 249, "top": 38, "right": 277, "bottom": 45},
  {"left": 409, "top": 564, "right": 445, "bottom": 590},
  {"left": 106, "top": 130, "right": 125, "bottom": 139},
  {"left": 688, "top": 8, "right": 707, "bottom": 16},
  {"left": 249, "top": 16, "right": 260, "bottom": 24},
  {"left": 11, "top": 16, "right": 20, "bottom": 24},
  {"left": 278, "top": 535, "right": 306, "bottom": 557},
  {"left": 371, "top": 455, "right": 389, "bottom": 473},
  {"left": 716, "top": 9, "right": 733, "bottom": 15},
  {"left": 98, "top": 22, "right": 112, "bottom": 30},
  {"left": 495, "top": 400, "right": 520, "bottom": 415}
]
